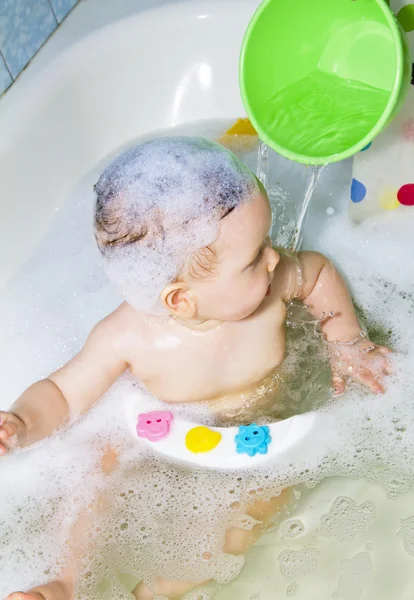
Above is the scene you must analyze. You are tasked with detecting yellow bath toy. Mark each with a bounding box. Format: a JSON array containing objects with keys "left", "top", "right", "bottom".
[
  {"left": 224, "top": 118, "right": 257, "bottom": 136},
  {"left": 185, "top": 426, "right": 222, "bottom": 454},
  {"left": 379, "top": 188, "right": 400, "bottom": 211},
  {"left": 217, "top": 118, "right": 258, "bottom": 154}
]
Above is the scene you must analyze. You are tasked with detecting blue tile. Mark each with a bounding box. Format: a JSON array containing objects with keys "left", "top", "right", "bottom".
[
  {"left": 49, "top": 0, "right": 78, "bottom": 23},
  {"left": 0, "top": 0, "right": 57, "bottom": 78},
  {"left": 0, "top": 51, "right": 12, "bottom": 94}
]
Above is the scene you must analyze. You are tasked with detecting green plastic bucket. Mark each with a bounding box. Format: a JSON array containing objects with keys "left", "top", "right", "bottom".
[{"left": 239, "top": 0, "right": 411, "bottom": 165}]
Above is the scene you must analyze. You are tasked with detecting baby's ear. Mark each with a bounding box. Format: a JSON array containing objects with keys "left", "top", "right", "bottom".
[{"left": 161, "top": 282, "right": 197, "bottom": 319}]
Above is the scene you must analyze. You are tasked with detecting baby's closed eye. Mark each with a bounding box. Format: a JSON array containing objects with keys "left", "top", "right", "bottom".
[{"left": 250, "top": 248, "right": 264, "bottom": 268}]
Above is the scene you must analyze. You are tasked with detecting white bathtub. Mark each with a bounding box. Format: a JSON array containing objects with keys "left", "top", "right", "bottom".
[
  {"left": 2, "top": 1, "right": 414, "bottom": 598},
  {"left": 0, "top": 0, "right": 260, "bottom": 291}
]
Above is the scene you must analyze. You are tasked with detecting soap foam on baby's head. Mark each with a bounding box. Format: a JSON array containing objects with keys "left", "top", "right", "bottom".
[{"left": 94, "top": 136, "right": 259, "bottom": 312}]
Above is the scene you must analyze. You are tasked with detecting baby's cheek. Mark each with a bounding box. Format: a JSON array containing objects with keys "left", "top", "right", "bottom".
[
  {"left": 241, "top": 282, "right": 263, "bottom": 313},
  {"left": 251, "top": 273, "right": 268, "bottom": 298}
]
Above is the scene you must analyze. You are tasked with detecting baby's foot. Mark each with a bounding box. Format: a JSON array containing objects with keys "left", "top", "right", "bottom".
[
  {"left": 5, "top": 581, "right": 70, "bottom": 600},
  {"left": 5, "top": 594, "right": 45, "bottom": 600}
]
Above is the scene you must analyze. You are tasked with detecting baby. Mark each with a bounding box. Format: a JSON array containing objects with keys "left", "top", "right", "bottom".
[{"left": 1, "top": 137, "right": 391, "bottom": 600}]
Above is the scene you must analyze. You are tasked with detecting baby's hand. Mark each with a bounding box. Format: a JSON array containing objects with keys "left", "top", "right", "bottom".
[
  {"left": 0, "top": 412, "right": 26, "bottom": 455},
  {"left": 329, "top": 335, "right": 392, "bottom": 396}
]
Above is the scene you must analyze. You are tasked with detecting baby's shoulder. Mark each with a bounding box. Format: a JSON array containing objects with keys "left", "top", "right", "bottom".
[
  {"left": 93, "top": 303, "right": 151, "bottom": 353},
  {"left": 105, "top": 304, "right": 164, "bottom": 378}
]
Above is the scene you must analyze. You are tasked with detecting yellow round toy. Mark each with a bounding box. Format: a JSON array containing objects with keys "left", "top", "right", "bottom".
[{"left": 185, "top": 426, "right": 222, "bottom": 454}]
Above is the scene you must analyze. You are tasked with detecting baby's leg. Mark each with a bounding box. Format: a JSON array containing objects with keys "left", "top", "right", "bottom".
[
  {"left": 6, "top": 448, "right": 119, "bottom": 600},
  {"left": 133, "top": 489, "right": 291, "bottom": 599},
  {"left": 224, "top": 489, "right": 291, "bottom": 555},
  {"left": 5, "top": 510, "right": 83, "bottom": 600}
]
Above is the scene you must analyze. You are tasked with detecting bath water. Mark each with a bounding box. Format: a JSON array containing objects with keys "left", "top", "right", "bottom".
[
  {"left": 265, "top": 71, "right": 389, "bottom": 159},
  {"left": 1, "top": 119, "right": 414, "bottom": 600}
]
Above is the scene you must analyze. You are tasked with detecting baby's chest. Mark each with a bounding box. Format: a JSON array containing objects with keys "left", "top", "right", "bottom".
[
  {"left": 138, "top": 304, "right": 286, "bottom": 402},
  {"left": 217, "top": 312, "right": 286, "bottom": 380}
]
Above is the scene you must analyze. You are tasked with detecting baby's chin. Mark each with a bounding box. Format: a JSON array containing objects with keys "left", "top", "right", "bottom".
[
  {"left": 206, "top": 287, "right": 273, "bottom": 321},
  {"left": 232, "top": 293, "right": 272, "bottom": 321}
]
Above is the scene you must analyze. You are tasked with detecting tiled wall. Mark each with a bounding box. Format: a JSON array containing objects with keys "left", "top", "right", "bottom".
[{"left": 0, "top": 0, "right": 79, "bottom": 96}]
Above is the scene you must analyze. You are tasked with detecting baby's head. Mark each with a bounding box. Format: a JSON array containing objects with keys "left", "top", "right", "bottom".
[{"left": 94, "top": 136, "right": 279, "bottom": 321}]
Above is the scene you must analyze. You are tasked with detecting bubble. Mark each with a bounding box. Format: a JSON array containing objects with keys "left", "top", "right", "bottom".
[
  {"left": 286, "top": 581, "right": 298, "bottom": 596},
  {"left": 398, "top": 516, "right": 414, "bottom": 557},
  {"left": 278, "top": 548, "right": 319, "bottom": 579},
  {"left": 320, "top": 497, "right": 375, "bottom": 542},
  {"left": 279, "top": 519, "right": 305, "bottom": 539},
  {"left": 333, "top": 552, "right": 373, "bottom": 600},
  {"left": 185, "top": 589, "right": 215, "bottom": 600}
]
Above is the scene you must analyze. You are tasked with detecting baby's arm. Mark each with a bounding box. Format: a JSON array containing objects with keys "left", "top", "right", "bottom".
[
  {"left": 294, "top": 251, "right": 361, "bottom": 342},
  {"left": 0, "top": 310, "right": 129, "bottom": 455},
  {"left": 280, "top": 251, "right": 391, "bottom": 394}
]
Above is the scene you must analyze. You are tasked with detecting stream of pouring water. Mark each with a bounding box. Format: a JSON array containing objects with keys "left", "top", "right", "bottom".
[
  {"left": 256, "top": 140, "right": 269, "bottom": 191},
  {"left": 291, "top": 164, "right": 324, "bottom": 251},
  {"left": 256, "top": 141, "right": 324, "bottom": 251}
]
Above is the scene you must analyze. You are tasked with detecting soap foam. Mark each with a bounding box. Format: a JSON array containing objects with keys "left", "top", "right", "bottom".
[
  {"left": 334, "top": 551, "right": 373, "bottom": 600},
  {"left": 1, "top": 122, "right": 414, "bottom": 598},
  {"left": 94, "top": 136, "right": 259, "bottom": 312},
  {"left": 319, "top": 496, "right": 376, "bottom": 542},
  {"left": 278, "top": 547, "right": 319, "bottom": 579}
]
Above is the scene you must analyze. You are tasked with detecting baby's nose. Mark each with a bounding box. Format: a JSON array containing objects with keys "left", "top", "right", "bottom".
[{"left": 267, "top": 247, "right": 279, "bottom": 273}]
